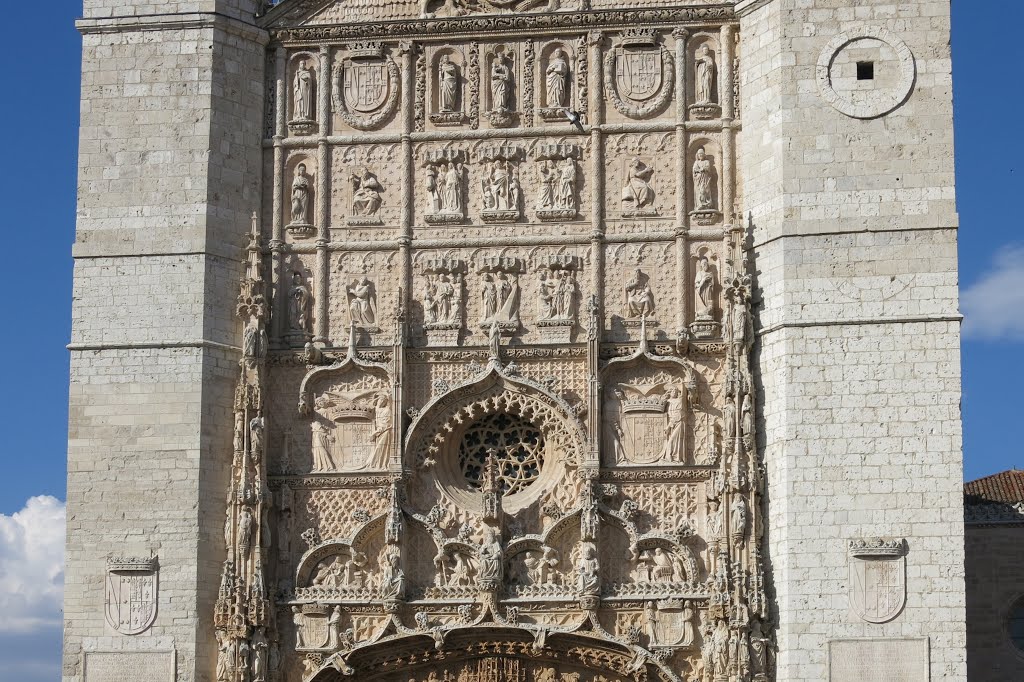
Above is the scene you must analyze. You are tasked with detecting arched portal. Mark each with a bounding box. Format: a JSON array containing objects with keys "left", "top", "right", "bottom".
[{"left": 308, "top": 629, "right": 669, "bottom": 682}]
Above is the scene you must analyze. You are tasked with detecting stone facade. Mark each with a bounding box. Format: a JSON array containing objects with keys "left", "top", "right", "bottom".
[{"left": 67, "top": 1, "right": 966, "bottom": 681}]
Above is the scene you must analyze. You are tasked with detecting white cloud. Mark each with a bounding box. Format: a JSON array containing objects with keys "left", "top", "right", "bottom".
[
  {"left": 962, "top": 244, "right": 1024, "bottom": 341},
  {"left": 0, "top": 496, "right": 65, "bottom": 634}
]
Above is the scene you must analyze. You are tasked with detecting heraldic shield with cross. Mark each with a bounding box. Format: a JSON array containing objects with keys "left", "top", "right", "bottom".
[{"left": 343, "top": 58, "right": 389, "bottom": 113}]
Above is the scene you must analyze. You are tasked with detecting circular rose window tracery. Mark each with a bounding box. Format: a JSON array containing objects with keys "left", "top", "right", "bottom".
[{"left": 458, "top": 413, "right": 545, "bottom": 496}]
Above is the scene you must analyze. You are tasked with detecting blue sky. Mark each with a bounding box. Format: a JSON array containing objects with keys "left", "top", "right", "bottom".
[{"left": 0, "top": 2, "right": 1020, "bottom": 679}]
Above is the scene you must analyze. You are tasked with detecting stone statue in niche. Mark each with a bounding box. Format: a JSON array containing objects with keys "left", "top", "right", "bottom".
[
  {"left": 694, "top": 256, "right": 715, "bottom": 319},
  {"left": 731, "top": 495, "right": 748, "bottom": 544},
  {"left": 693, "top": 148, "right": 715, "bottom": 210},
  {"left": 577, "top": 541, "right": 600, "bottom": 596},
  {"left": 623, "top": 268, "right": 655, "bottom": 320},
  {"left": 439, "top": 54, "right": 459, "bottom": 112},
  {"left": 289, "top": 164, "right": 313, "bottom": 231},
  {"left": 690, "top": 45, "right": 721, "bottom": 120},
  {"left": 546, "top": 50, "right": 570, "bottom": 108},
  {"left": 425, "top": 159, "right": 466, "bottom": 223},
  {"left": 347, "top": 276, "right": 378, "bottom": 328},
  {"left": 431, "top": 54, "right": 467, "bottom": 126},
  {"left": 293, "top": 60, "right": 315, "bottom": 120},
  {"left": 380, "top": 546, "right": 404, "bottom": 600},
  {"left": 479, "top": 271, "right": 520, "bottom": 329},
  {"left": 478, "top": 526, "right": 504, "bottom": 588},
  {"left": 490, "top": 50, "right": 513, "bottom": 113},
  {"left": 287, "top": 272, "right": 311, "bottom": 342},
  {"left": 691, "top": 253, "right": 721, "bottom": 339},
  {"left": 695, "top": 46, "right": 715, "bottom": 104},
  {"left": 691, "top": 147, "right": 720, "bottom": 225},
  {"left": 621, "top": 158, "right": 656, "bottom": 217},
  {"left": 480, "top": 160, "right": 518, "bottom": 216},
  {"left": 348, "top": 168, "right": 384, "bottom": 225},
  {"left": 535, "top": 144, "right": 580, "bottom": 220},
  {"left": 538, "top": 270, "right": 578, "bottom": 322}
]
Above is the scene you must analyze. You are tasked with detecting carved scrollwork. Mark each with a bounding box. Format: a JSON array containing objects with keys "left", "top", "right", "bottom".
[{"left": 331, "top": 55, "right": 402, "bottom": 131}]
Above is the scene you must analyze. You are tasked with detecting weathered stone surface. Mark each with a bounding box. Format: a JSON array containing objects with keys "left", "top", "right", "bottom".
[{"left": 66, "top": 0, "right": 966, "bottom": 681}]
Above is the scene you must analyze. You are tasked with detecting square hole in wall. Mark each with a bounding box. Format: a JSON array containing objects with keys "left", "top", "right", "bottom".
[{"left": 857, "top": 61, "right": 875, "bottom": 81}]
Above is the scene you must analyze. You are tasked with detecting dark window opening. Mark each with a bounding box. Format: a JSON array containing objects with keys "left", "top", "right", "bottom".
[{"left": 857, "top": 61, "right": 875, "bottom": 81}]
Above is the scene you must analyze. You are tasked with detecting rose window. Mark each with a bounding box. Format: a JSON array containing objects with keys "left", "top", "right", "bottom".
[{"left": 458, "top": 413, "right": 545, "bottom": 496}]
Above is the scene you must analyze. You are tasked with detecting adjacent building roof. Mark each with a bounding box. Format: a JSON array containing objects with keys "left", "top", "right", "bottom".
[{"left": 965, "top": 470, "right": 1024, "bottom": 505}]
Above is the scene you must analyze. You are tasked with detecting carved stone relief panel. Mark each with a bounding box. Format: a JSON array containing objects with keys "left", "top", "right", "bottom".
[
  {"left": 333, "top": 144, "right": 400, "bottom": 229},
  {"left": 331, "top": 251, "right": 399, "bottom": 342},
  {"left": 604, "top": 241, "right": 676, "bottom": 340},
  {"left": 607, "top": 133, "right": 676, "bottom": 222},
  {"left": 300, "top": 363, "right": 391, "bottom": 474}
]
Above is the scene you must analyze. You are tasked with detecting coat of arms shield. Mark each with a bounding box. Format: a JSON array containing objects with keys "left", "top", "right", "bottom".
[
  {"left": 104, "top": 556, "right": 158, "bottom": 635},
  {"left": 343, "top": 60, "right": 389, "bottom": 113},
  {"left": 848, "top": 538, "right": 906, "bottom": 624},
  {"left": 615, "top": 47, "right": 663, "bottom": 102}
]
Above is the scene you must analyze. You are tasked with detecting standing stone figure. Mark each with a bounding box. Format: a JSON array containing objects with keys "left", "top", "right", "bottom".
[
  {"left": 556, "top": 158, "right": 577, "bottom": 210},
  {"left": 290, "top": 164, "right": 312, "bottom": 226},
  {"left": 439, "top": 54, "right": 458, "bottom": 112},
  {"left": 695, "top": 45, "right": 716, "bottom": 105},
  {"left": 712, "top": 620, "right": 730, "bottom": 676},
  {"left": 347, "top": 277, "right": 377, "bottom": 326},
  {"left": 577, "top": 541, "right": 600, "bottom": 595},
  {"left": 311, "top": 420, "right": 336, "bottom": 472},
  {"left": 365, "top": 392, "right": 393, "bottom": 470},
  {"left": 252, "top": 629, "right": 268, "bottom": 682},
  {"left": 546, "top": 50, "right": 570, "bottom": 108},
  {"left": 435, "top": 274, "right": 455, "bottom": 322},
  {"left": 694, "top": 255, "right": 715, "bottom": 319},
  {"left": 693, "top": 147, "right": 715, "bottom": 211},
  {"left": 491, "top": 51, "right": 513, "bottom": 112},
  {"left": 659, "top": 386, "right": 685, "bottom": 462},
  {"left": 538, "top": 272, "right": 556, "bottom": 320},
  {"left": 293, "top": 59, "right": 315, "bottom": 120},
  {"left": 289, "top": 272, "right": 311, "bottom": 333},
  {"left": 481, "top": 274, "right": 499, "bottom": 322},
  {"left": 425, "top": 165, "right": 441, "bottom": 212},
  {"left": 216, "top": 632, "right": 231, "bottom": 681},
  {"left": 423, "top": 278, "right": 437, "bottom": 323},
  {"left": 441, "top": 163, "right": 464, "bottom": 213},
  {"left": 537, "top": 160, "right": 557, "bottom": 209},
  {"left": 731, "top": 495, "right": 749, "bottom": 544}
]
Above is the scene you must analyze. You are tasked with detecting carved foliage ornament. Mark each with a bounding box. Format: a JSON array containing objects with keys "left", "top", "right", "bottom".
[{"left": 332, "top": 44, "right": 402, "bottom": 130}]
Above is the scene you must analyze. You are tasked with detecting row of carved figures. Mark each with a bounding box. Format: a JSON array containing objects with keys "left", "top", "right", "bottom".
[
  {"left": 288, "top": 42, "right": 720, "bottom": 129},
  {"left": 284, "top": 263, "right": 723, "bottom": 339},
  {"left": 287, "top": 150, "right": 718, "bottom": 229}
]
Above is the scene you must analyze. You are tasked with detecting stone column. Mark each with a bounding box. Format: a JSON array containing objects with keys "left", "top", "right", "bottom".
[
  {"left": 674, "top": 28, "right": 690, "bottom": 335},
  {"left": 271, "top": 48, "right": 288, "bottom": 347}
]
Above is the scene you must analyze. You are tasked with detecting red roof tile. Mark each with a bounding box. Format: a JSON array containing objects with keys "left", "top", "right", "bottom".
[{"left": 965, "top": 470, "right": 1024, "bottom": 505}]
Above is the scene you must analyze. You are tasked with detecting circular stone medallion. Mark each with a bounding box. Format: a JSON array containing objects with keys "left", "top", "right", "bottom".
[{"left": 816, "top": 27, "right": 916, "bottom": 119}]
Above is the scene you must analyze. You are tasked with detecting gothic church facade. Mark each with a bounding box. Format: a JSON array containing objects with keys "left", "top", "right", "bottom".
[{"left": 67, "top": 0, "right": 965, "bottom": 681}]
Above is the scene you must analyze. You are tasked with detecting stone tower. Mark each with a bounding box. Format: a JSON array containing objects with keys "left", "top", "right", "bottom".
[{"left": 67, "top": 1, "right": 965, "bottom": 682}]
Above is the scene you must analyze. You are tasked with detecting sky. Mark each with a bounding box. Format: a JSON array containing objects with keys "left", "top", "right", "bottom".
[{"left": 0, "top": 1, "right": 1020, "bottom": 679}]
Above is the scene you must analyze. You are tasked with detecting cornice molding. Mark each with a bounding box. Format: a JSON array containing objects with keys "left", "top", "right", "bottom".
[
  {"left": 77, "top": 11, "right": 269, "bottom": 44},
  {"left": 267, "top": 6, "right": 736, "bottom": 44}
]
